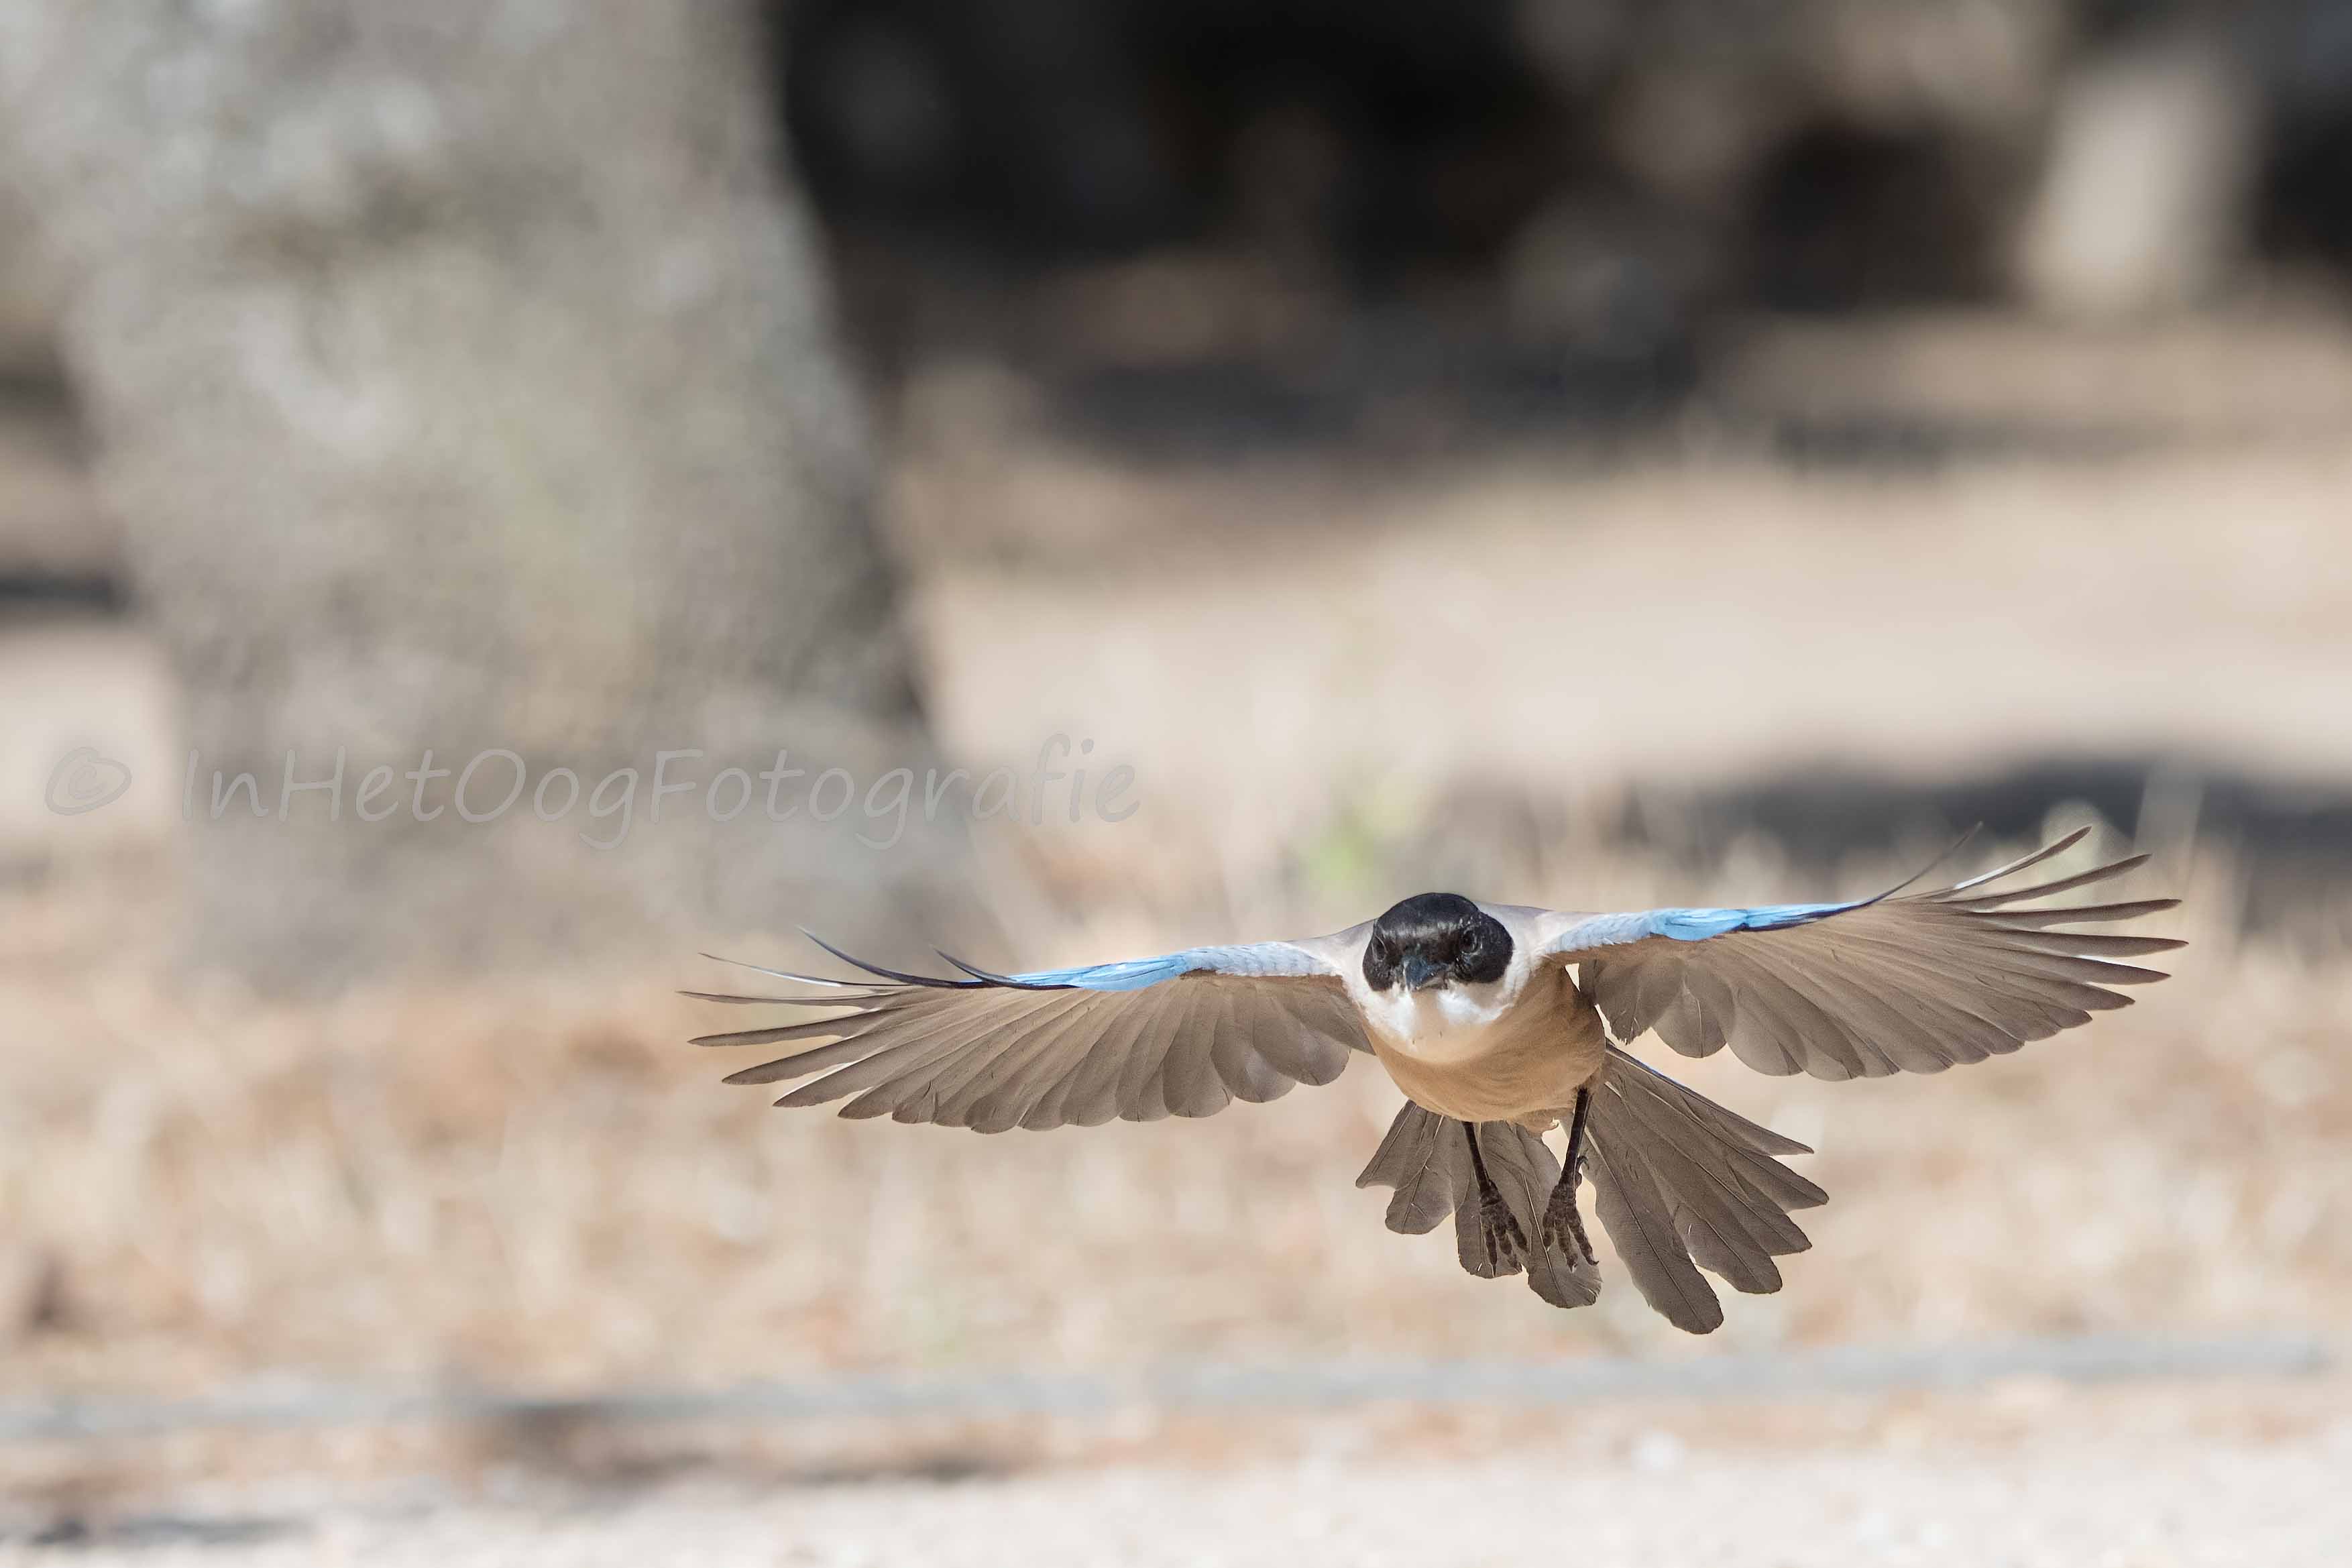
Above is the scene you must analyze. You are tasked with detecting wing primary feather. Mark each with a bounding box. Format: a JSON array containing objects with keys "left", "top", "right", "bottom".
[
  {"left": 1790, "top": 926, "right": 2119, "bottom": 1031},
  {"left": 798, "top": 930, "right": 981, "bottom": 989},
  {"left": 1939, "top": 854, "right": 2150, "bottom": 908},
  {"left": 691, "top": 1014, "right": 889, "bottom": 1049},
  {"left": 1050, "top": 990, "right": 1163, "bottom": 1127},
  {"left": 1870, "top": 823, "right": 1985, "bottom": 900},
  {"left": 775, "top": 1005, "right": 1007, "bottom": 1107},
  {"left": 1828, "top": 921, "right": 2171, "bottom": 990},
  {"left": 1990, "top": 898, "right": 2179, "bottom": 928},
  {"left": 1025, "top": 995, "right": 1155, "bottom": 1129},
  {"left": 956, "top": 994, "right": 1105, "bottom": 1131},
  {"left": 933, "top": 949, "right": 1070, "bottom": 989},
  {"left": 911, "top": 993, "right": 1090, "bottom": 1127},
  {"left": 699, "top": 952, "right": 879, "bottom": 989},
  {"left": 681, "top": 989, "right": 897, "bottom": 1007},
  {"left": 1982, "top": 930, "right": 2184, "bottom": 957},
  {"left": 723, "top": 1036, "right": 891, "bottom": 1086},
  {"left": 1940, "top": 828, "right": 2091, "bottom": 893},
  {"left": 816, "top": 995, "right": 1036, "bottom": 1115}
]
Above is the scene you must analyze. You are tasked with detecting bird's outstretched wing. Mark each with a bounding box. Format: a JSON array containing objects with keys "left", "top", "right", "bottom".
[
  {"left": 1534, "top": 830, "right": 2184, "bottom": 1080},
  {"left": 688, "top": 930, "right": 1373, "bottom": 1131}
]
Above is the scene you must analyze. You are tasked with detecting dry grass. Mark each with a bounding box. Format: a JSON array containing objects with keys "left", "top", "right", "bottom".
[{"left": 4, "top": 823, "right": 2345, "bottom": 1406}]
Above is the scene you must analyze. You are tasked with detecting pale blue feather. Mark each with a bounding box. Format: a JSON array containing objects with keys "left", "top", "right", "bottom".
[{"left": 1013, "top": 942, "right": 1329, "bottom": 992}]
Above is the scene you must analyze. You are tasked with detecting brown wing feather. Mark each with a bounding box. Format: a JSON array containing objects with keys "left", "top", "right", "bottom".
[
  {"left": 1572, "top": 842, "right": 2184, "bottom": 1081},
  {"left": 697, "top": 970, "right": 1365, "bottom": 1131}
]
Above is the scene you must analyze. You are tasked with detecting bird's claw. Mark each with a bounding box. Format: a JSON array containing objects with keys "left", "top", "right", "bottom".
[
  {"left": 1541, "top": 1176, "right": 1598, "bottom": 1267},
  {"left": 1477, "top": 1187, "right": 1527, "bottom": 1274}
]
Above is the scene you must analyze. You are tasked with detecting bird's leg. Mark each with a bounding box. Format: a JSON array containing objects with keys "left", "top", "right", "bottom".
[
  {"left": 1541, "top": 1086, "right": 1598, "bottom": 1266},
  {"left": 1461, "top": 1120, "right": 1526, "bottom": 1272}
]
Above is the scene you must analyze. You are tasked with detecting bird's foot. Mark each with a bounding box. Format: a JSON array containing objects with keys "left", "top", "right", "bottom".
[
  {"left": 1476, "top": 1185, "right": 1527, "bottom": 1274},
  {"left": 1540, "top": 1171, "right": 1598, "bottom": 1266}
]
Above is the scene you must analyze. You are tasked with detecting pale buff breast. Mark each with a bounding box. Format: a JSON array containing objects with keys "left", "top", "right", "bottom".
[{"left": 1364, "top": 962, "right": 1609, "bottom": 1128}]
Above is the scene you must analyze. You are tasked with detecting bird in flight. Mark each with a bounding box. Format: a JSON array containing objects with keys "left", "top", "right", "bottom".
[{"left": 689, "top": 829, "right": 2180, "bottom": 1333}]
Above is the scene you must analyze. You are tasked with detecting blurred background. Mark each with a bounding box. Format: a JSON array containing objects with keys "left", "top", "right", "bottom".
[{"left": 3, "top": 0, "right": 2351, "bottom": 1559}]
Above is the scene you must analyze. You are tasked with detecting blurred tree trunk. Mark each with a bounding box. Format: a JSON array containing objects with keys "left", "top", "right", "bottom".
[{"left": 0, "top": 1, "right": 966, "bottom": 987}]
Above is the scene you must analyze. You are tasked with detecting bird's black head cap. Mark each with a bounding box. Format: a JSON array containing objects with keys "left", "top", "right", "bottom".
[{"left": 1363, "top": 893, "right": 1513, "bottom": 993}]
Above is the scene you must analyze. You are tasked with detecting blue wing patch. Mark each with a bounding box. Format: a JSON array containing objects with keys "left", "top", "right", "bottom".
[
  {"left": 782, "top": 933, "right": 1337, "bottom": 994},
  {"left": 1014, "top": 942, "right": 1327, "bottom": 992},
  {"left": 1545, "top": 830, "right": 2000, "bottom": 957},
  {"left": 1546, "top": 898, "right": 1871, "bottom": 955},
  {"left": 1650, "top": 899, "right": 1866, "bottom": 941}
]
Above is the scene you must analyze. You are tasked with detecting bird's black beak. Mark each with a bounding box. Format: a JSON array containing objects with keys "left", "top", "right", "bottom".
[{"left": 1400, "top": 952, "right": 1443, "bottom": 992}]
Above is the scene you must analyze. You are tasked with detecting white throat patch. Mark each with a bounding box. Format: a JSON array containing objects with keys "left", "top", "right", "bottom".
[{"left": 1355, "top": 973, "right": 1521, "bottom": 1059}]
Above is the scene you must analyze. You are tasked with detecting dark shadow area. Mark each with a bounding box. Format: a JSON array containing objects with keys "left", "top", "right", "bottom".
[
  {"left": 20, "top": 1513, "right": 309, "bottom": 1551},
  {"left": 1757, "top": 414, "right": 2164, "bottom": 472},
  {"left": 1618, "top": 757, "right": 2352, "bottom": 945},
  {"left": 0, "top": 357, "right": 121, "bottom": 619},
  {"left": 1740, "top": 120, "right": 2005, "bottom": 313},
  {"left": 1043, "top": 320, "right": 1694, "bottom": 461},
  {"left": 764, "top": 0, "right": 2013, "bottom": 459},
  {"left": 769, "top": 1, "right": 2352, "bottom": 463},
  {"left": 469, "top": 1400, "right": 1021, "bottom": 1496},
  {"left": 2256, "top": 1, "right": 2352, "bottom": 274},
  {"left": 777, "top": 0, "right": 1557, "bottom": 268},
  {"left": 0, "top": 571, "right": 123, "bottom": 616}
]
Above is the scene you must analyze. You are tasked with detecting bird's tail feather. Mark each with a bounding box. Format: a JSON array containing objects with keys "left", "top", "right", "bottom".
[
  {"left": 1354, "top": 1105, "right": 1599, "bottom": 1309},
  {"left": 1355, "top": 1048, "right": 1823, "bottom": 1330},
  {"left": 1584, "top": 1046, "right": 1825, "bottom": 1333}
]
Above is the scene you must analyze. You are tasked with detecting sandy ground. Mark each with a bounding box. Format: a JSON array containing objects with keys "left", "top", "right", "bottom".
[
  {"left": 7, "top": 1378, "right": 2347, "bottom": 1565},
  {"left": 172, "top": 1437, "right": 2343, "bottom": 1568}
]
